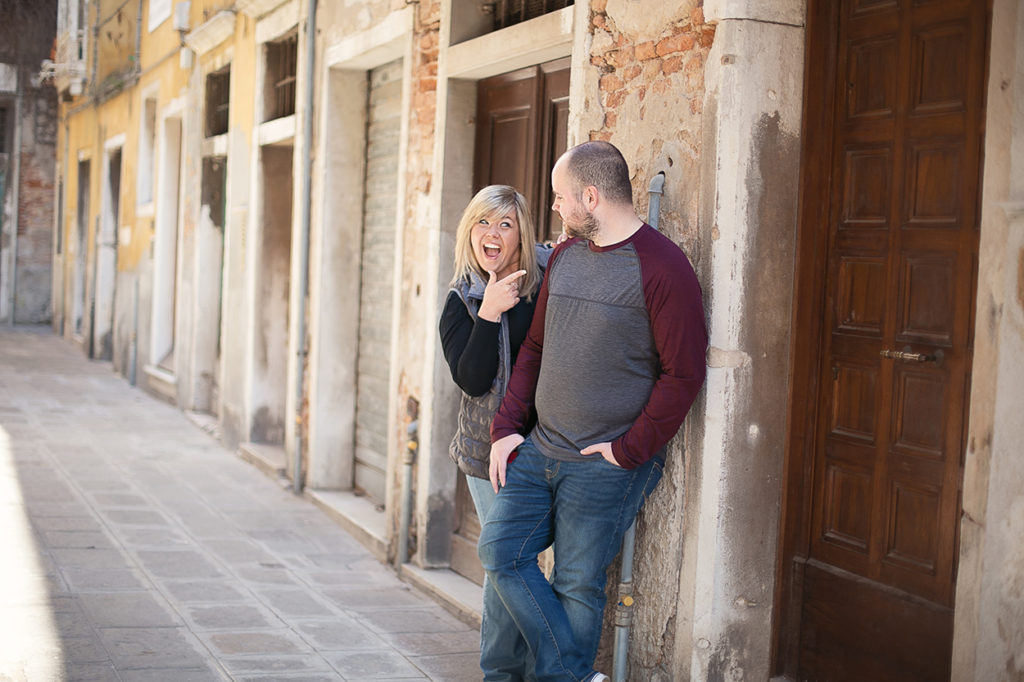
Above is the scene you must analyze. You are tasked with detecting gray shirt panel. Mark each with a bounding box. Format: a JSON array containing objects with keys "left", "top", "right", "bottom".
[{"left": 531, "top": 240, "right": 659, "bottom": 461}]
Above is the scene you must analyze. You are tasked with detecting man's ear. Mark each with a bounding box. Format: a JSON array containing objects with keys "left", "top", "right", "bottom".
[{"left": 584, "top": 185, "right": 599, "bottom": 210}]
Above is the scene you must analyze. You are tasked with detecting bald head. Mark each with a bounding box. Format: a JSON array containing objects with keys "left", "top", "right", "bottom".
[{"left": 560, "top": 141, "right": 633, "bottom": 206}]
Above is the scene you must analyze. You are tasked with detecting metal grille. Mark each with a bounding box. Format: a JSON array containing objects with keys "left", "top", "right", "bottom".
[
  {"left": 266, "top": 35, "right": 297, "bottom": 121},
  {"left": 205, "top": 68, "right": 230, "bottom": 137},
  {"left": 488, "top": 0, "right": 573, "bottom": 30}
]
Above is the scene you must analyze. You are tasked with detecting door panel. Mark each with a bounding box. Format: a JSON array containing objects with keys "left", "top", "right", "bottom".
[
  {"left": 354, "top": 58, "right": 402, "bottom": 504},
  {"left": 473, "top": 57, "right": 570, "bottom": 243},
  {"left": 782, "top": 0, "right": 988, "bottom": 678}
]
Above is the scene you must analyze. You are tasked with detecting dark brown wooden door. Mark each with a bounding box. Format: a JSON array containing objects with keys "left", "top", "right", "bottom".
[
  {"left": 450, "top": 58, "right": 570, "bottom": 586},
  {"left": 473, "top": 57, "right": 569, "bottom": 243},
  {"left": 780, "top": 0, "right": 988, "bottom": 679}
]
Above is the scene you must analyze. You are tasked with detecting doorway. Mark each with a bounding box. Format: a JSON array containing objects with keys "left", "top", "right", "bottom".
[
  {"left": 776, "top": 0, "right": 989, "bottom": 679},
  {"left": 95, "top": 145, "right": 121, "bottom": 361},
  {"left": 73, "top": 158, "right": 90, "bottom": 337},
  {"left": 251, "top": 144, "right": 293, "bottom": 445},
  {"left": 198, "top": 156, "right": 226, "bottom": 415},
  {"left": 449, "top": 56, "right": 569, "bottom": 585},
  {"left": 151, "top": 115, "right": 182, "bottom": 373}
]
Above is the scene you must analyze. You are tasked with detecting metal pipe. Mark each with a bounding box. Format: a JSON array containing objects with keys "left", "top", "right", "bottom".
[
  {"left": 647, "top": 171, "right": 665, "bottom": 230},
  {"left": 612, "top": 521, "right": 637, "bottom": 682},
  {"left": 398, "top": 417, "right": 418, "bottom": 565},
  {"left": 612, "top": 170, "right": 667, "bottom": 681},
  {"left": 129, "top": 276, "right": 138, "bottom": 385},
  {"left": 292, "top": 0, "right": 317, "bottom": 494},
  {"left": 7, "top": 85, "right": 23, "bottom": 325}
]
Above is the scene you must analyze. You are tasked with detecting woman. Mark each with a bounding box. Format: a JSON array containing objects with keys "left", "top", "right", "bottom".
[{"left": 439, "top": 184, "right": 549, "bottom": 681}]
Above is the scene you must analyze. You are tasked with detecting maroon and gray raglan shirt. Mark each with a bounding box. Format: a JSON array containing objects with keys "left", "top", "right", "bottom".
[{"left": 490, "top": 223, "right": 708, "bottom": 469}]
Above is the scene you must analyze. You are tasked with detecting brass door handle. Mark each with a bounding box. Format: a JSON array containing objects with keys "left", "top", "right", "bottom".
[{"left": 880, "top": 348, "right": 941, "bottom": 363}]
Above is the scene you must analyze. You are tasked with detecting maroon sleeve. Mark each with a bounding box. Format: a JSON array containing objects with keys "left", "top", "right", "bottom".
[
  {"left": 610, "top": 227, "right": 708, "bottom": 467},
  {"left": 490, "top": 239, "right": 573, "bottom": 442}
]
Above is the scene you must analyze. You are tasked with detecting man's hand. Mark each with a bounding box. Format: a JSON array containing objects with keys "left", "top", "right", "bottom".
[
  {"left": 490, "top": 433, "right": 525, "bottom": 493},
  {"left": 580, "top": 442, "right": 620, "bottom": 467}
]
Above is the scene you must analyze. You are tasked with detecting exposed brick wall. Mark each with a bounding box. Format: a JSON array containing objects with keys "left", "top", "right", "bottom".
[
  {"left": 407, "top": 2, "right": 439, "bottom": 196},
  {"left": 588, "top": 2, "right": 714, "bottom": 140}
]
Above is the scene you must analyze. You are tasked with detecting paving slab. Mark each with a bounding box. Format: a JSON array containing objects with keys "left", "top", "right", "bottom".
[{"left": 0, "top": 327, "right": 481, "bottom": 681}]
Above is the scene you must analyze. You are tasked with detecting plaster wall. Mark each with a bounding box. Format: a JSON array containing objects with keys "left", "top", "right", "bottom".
[
  {"left": 0, "top": 85, "right": 56, "bottom": 325},
  {"left": 952, "top": 0, "right": 1024, "bottom": 678},
  {"left": 214, "top": 17, "right": 259, "bottom": 446}
]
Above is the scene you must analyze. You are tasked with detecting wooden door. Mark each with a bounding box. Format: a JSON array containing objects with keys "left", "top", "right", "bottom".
[
  {"left": 450, "top": 58, "right": 569, "bottom": 585},
  {"left": 474, "top": 57, "right": 569, "bottom": 243},
  {"left": 778, "top": 0, "right": 989, "bottom": 679}
]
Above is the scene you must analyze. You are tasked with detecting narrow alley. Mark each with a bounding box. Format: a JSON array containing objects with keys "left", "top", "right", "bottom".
[{"left": 0, "top": 326, "right": 480, "bottom": 681}]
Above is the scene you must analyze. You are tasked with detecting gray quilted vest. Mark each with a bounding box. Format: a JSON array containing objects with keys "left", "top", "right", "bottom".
[
  {"left": 448, "top": 271, "right": 511, "bottom": 480},
  {"left": 448, "top": 244, "right": 551, "bottom": 480}
]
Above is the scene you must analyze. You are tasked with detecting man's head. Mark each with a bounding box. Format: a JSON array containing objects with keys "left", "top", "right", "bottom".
[{"left": 551, "top": 141, "right": 633, "bottom": 241}]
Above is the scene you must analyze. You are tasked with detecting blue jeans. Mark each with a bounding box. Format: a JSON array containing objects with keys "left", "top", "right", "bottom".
[
  {"left": 466, "top": 475, "right": 537, "bottom": 682},
  {"left": 477, "top": 437, "right": 664, "bottom": 682}
]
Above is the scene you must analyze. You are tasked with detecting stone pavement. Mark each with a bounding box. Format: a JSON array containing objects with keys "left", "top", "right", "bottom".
[{"left": 0, "top": 326, "right": 481, "bottom": 681}]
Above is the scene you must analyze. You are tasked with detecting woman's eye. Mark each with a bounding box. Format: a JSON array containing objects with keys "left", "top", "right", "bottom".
[{"left": 500, "top": 222, "right": 512, "bottom": 229}]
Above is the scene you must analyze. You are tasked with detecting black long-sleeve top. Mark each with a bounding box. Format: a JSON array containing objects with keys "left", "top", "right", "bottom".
[{"left": 439, "top": 291, "right": 539, "bottom": 397}]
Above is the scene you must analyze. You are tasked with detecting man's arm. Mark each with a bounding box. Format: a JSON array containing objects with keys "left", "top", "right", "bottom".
[{"left": 609, "top": 231, "right": 708, "bottom": 468}]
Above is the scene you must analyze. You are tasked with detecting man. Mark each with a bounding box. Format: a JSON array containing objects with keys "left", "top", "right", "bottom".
[{"left": 478, "top": 140, "right": 708, "bottom": 682}]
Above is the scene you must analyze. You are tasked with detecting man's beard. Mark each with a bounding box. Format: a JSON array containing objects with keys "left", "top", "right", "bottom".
[{"left": 563, "top": 207, "right": 599, "bottom": 241}]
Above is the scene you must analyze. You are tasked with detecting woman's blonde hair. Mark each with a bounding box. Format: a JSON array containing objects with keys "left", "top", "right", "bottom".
[{"left": 450, "top": 185, "right": 541, "bottom": 301}]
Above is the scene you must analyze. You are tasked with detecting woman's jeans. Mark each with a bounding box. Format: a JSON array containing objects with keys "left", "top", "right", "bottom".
[
  {"left": 477, "top": 437, "right": 664, "bottom": 682},
  {"left": 466, "top": 474, "right": 536, "bottom": 682}
]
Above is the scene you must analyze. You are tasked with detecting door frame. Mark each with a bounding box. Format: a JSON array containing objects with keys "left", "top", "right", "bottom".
[{"left": 772, "top": 0, "right": 839, "bottom": 673}]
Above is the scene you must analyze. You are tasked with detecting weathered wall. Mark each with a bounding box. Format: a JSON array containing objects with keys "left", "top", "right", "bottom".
[
  {"left": 216, "top": 12, "right": 258, "bottom": 447},
  {"left": 0, "top": 0, "right": 57, "bottom": 324},
  {"left": 672, "top": 1, "right": 804, "bottom": 679},
  {"left": 9, "top": 91, "right": 57, "bottom": 323},
  {"left": 952, "top": 0, "right": 1024, "bottom": 678}
]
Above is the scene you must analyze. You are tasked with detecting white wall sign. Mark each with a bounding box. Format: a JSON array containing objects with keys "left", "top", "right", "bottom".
[{"left": 149, "top": 0, "right": 172, "bottom": 32}]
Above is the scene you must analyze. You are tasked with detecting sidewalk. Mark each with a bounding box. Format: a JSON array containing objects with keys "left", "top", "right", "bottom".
[{"left": 0, "top": 326, "right": 481, "bottom": 681}]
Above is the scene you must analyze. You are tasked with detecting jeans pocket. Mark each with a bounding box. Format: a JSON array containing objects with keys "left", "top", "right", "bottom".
[{"left": 638, "top": 457, "right": 664, "bottom": 508}]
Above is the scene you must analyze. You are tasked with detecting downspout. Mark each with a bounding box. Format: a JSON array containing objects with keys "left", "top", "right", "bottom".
[
  {"left": 7, "top": 81, "right": 23, "bottom": 325},
  {"left": 612, "top": 171, "right": 665, "bottom": 682},
  {"left": 398, "top": 411, "right": 418, "bottom": 566},
  {"left": 397, "top": 396, "right": 420, "bottom": 566},
  {"left": 135, "top": 0, "right": 143, "bottom": 73},
  {"left": 292, "top": 0, "right": 317, "bottom": 494},
  {"left": 129, "top": 277, "right": 138, "bottom": 384}
]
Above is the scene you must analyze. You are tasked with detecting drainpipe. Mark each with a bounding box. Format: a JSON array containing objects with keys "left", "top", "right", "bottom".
[
  {"left": 398, "top": 403, "right": 418, "bottom": 567},
  {"left": 292, "top": 0, "right": 317, "bottom": 494},
  {"left": 129, "top": 276, "right": 138, "bottom": 385},
  {"left": 612, "top": 170, "right": 665, "bottom": 682},
  {"left": 7, "top": 82, "right": 23, "bottom": 326}
]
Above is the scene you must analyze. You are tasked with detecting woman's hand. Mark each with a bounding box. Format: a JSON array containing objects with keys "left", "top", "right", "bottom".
[{"left": 477, "top": 269, "right": 526, "bottom": 322}]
